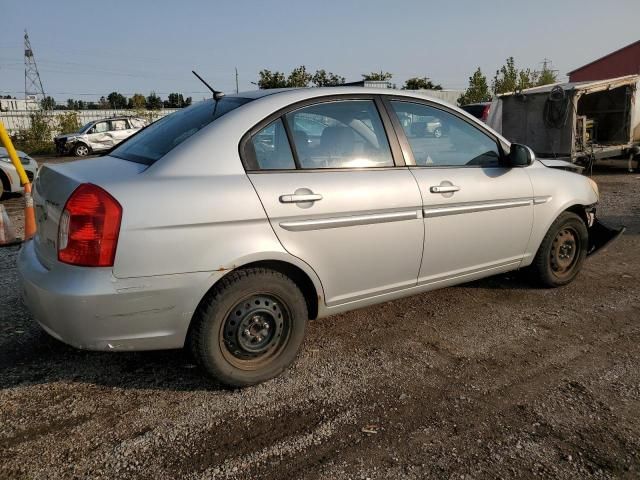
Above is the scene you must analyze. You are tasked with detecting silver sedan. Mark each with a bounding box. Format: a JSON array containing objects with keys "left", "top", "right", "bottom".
[{"left": 18, "top": 88, "right": 622, "bottom": 386}]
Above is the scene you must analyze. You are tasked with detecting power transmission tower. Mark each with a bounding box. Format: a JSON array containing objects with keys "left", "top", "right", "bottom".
[{"left": 24, "top": 30, "right": 46, "bottom": 107}]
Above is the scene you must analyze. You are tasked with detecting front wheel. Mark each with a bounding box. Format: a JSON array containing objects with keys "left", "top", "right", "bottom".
[
  {"left": 189, "top": 268, "right": 308, "bottom": 387},
  {"left": 530, "top": 212, "right": 588, "bottom": 287},
  {"left": 73, "top": 143, "right": 90, "bottom": 157}
]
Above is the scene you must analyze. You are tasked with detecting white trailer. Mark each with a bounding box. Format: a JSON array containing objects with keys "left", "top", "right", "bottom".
[{"left": 487, "top": 75, "right": 640, "bottom": 170}]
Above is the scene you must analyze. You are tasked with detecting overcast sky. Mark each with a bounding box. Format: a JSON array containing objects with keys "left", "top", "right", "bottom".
[{"left": 1, "top": 0, "right": 639, "bottom": 102}]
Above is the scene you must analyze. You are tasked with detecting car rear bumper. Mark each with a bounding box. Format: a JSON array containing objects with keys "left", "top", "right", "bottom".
[{"left": 17, "top": 240, "right": 221, "bottom": 351}]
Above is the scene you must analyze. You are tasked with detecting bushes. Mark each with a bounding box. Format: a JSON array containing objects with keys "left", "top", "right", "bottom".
[
  {"left": 11, "top": 111, "right": 80, "bottom": 155},
  {"left": 12, "top": 111, "right": 55, "bottom": 155},
  {"left": 56, "top": 111, "right": 81, "bottom": 136}
]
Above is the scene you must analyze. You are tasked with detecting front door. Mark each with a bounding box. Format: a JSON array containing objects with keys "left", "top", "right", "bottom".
[
  {"left": 246, "top": 99, "right": 424, "bottom": 306},
  {"left": 386, "top": 99, "right": 533, "bottom": 285}
]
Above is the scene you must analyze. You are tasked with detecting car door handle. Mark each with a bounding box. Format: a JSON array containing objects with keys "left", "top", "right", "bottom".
[
  {"left": 430, "top": 185, "right": 460, "bottom": 194},
  {"left": 279, "top": 193, "right": 323, "bottom": 203}
]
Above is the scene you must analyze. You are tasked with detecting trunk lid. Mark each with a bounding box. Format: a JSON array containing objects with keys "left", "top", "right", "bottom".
[{"left": 33, "top": 157, "right": 146, "bottom": 268}]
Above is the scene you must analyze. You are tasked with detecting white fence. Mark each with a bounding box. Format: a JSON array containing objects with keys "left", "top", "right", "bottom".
[{"left": 0, "top": 109, "right": 180, "bottom": 136}]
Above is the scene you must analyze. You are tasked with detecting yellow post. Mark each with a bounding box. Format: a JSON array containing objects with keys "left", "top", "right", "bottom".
[
  {"left": 0, "top": 122, "right": 29, "bottom": 185},
  {"left": 0, "top": 121, "right": 37, "bottom": 239}
]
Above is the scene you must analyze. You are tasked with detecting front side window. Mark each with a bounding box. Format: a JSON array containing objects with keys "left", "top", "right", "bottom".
[
  {"left": 390, "top": 101, "right": 501, "bottom": 168},
  {"left": 92, "top": 122, "right": 109, "bottom": 134},
  {"left": 251, "top": 119, "right": 296, "bottom": 170},
  {"left": 111, "top": 97, "right": 252, "bottom": 165},
  {"left": 285, "top": 100, "right": 394, "bottom": 169}
]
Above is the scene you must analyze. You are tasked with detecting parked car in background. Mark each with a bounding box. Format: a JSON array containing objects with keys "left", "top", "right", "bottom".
[
  {"left": 460, "top": 102, "right": 491, "bottom": 122},
  {"left": 54, "top": 116, "right": 147, "bottom": 157},
  {"left": 0, "top": 147, "right": 38, "bottom": 199},
  {"left": 409, "top": 115, "right": 444, "bottom": 137},
  {"left": 19, "top": 88, "right": 622, "bottom": 387}
]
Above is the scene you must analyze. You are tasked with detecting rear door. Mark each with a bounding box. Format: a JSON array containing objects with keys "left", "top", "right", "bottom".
[
  {"left": 384, "top": 98, "right": 533, "bottom": 285},
  {"left": 245, "top": 97, "right": 424, "bottom": 306},
  {"left": 110, "top": 119, "right": 132, "bottom": 145}
]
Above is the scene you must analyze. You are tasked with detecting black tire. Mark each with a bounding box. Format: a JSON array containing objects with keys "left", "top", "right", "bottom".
[
  {"left": 0, "top": 171, "right": 8, "bottom": 200},
  {"left": 189, "top": 268, "right": 308, "bottom": 387},
  {"left": 73, "top": 143, "right": 90, "bottom": 157},
  {"left": 530, "top": 211, "right": 588, "bottom": 287}
]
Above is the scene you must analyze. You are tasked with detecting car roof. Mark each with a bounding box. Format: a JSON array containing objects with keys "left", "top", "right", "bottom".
[
  {"left": 89, "top": 116, "right": 141, "bottom": 123},
  {"left": 230, "top": 87, "right": 458, "bottom": 107}
]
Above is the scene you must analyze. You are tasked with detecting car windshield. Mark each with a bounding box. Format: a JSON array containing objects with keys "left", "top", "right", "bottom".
[{"left": 110, "top": 97, "right": 252, "bottom": 165}]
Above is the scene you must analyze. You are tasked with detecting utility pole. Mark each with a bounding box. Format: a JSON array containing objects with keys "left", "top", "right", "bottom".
[
  {"left": 24, "top": 30, "right": 46, "bottom": 108},
  {"left": 235, "top": 67, "right": 239, "bottom": 94}
]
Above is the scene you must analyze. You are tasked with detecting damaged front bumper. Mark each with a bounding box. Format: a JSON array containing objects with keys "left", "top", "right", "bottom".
[{"left": 587, "top": 215, "right": 625, "bottom": 256}]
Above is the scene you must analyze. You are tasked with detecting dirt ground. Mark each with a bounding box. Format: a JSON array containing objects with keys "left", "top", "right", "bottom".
[{"left": 0, "top": 164, "right": 639, "bottom": 479}]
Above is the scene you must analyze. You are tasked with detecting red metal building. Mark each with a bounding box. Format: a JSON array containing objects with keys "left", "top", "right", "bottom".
[{"left": 568, "top": 40, "right": 640, "bottom": 82}]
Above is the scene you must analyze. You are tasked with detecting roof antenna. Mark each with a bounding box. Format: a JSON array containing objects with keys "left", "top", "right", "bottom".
[{"left": 192, "top": 70, "right": 225, "bottom": 100}]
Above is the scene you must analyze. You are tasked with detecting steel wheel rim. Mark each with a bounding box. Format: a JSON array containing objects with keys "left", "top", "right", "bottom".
[
  {"left": 219, "top": 294, "right": 291, "bottom": 370},
  {"left": 550, "top": 226, "right": 581, "bottom": 279},
  {"left": 77, "top": 145, "right": 88, "bottom": 156},
  {"left": 434, "top": 128, "right": 442, "bottom": 138}
]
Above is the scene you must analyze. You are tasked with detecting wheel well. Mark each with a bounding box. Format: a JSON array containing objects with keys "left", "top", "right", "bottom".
[
  {"left": 564, "top": 204, "right": 589, "bottom": 226},
  {"left": 238, "top": 260, "right": 319, "bottom": 320},
  {"left": 0, "top": 169, "right": 10, "bottom": 192}
]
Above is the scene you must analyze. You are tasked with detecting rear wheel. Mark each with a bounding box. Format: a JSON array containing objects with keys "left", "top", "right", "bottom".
[
  {"left": 433, "top": 127, "right": 443, "bottom": 138},
  {"left": 73, "top": 143, "right": 90, "bottom": 157},
  {"left": 530, "top": 212, "right": 588, "bottom": 287},
  {"left": 189, "top": 268, "right": 308, "bottom": 387}
]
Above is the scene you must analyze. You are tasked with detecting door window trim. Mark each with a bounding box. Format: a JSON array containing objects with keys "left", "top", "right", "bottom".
[
  {"left": 379, "top": 96, "right": 509, "bottom": 168},
  {"left": 239, "top": 94, "right": 406, "bottom": 173}
]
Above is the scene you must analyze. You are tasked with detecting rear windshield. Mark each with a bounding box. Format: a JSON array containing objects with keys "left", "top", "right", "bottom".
[{"left": 110, "top": 96, "right": 252, "bottom": 165}]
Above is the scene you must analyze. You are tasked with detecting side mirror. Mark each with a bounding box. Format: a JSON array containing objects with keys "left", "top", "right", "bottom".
[{"left": 507, "top": 143, "right": 535, "bottom": 167}]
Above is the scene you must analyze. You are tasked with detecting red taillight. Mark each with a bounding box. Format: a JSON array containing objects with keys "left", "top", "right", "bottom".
[
  {"left": 481, "top": 104, "right": 491, "bottom": 122},
  {"left": 58, "top": 183, "right": 122, "bottom": 267}
]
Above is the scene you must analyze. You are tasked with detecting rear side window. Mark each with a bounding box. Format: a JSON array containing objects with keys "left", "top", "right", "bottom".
[
  {"left": 111, "top": 97, "right": 251, "bottom": 165},
  {"left": 285, "top": 100, "right": 394, "bottom": 169},
  {"left": 390, "top": 101, "right": 501, "bottom": 168},
  {"left": 251, "top": 119, "right": 296, "bottom": 170}
]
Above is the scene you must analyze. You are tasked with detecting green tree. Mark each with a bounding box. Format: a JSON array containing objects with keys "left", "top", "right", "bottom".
[
  {"left": 258, "top": 69, "right": 288, "bottom": 89},
  {"left": 402, "top": 77, "right": 442, "bottom": 90},
  {"left": 66, "top": 98, "right": 78, "bottom": 110},
  {"left": 165, "top": 93, "right": 185, "bottom": 108},
  {"left": 128, "top": 93, "right": 146, "bottom": 109},
  {"left": 184, "top": 96, "right": 193, "bottom": 106},
  {"left": 146, "top": 91, "right": 163, "bottom": 110},
  {"left": 286, "top": 65, "right": 312, "bottom": 87},
  {"left": 107, "top": 91, "right": 127, "bottom": 109},
  {"left": 362, "top": 71, "right": 393, "bottom": 81},
  {"left": 492, "top": 57, "right": 538, "bottom": 94},
  {"left": 41, "top": 96, "right": 56, "bottom": 110},
  {"left": 458, "top": 68, "right": 492, "bottom": 106},
  {"left": 311, "top": 69, "right": 345, "bottom": 87},
  {"left": 536, "top": 61, "right": 558, "bottom": 86}
]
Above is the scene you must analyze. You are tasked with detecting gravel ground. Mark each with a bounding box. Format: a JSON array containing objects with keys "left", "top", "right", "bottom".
[{"left": 0, "top": 166, "right": 639, "bottom": 479}]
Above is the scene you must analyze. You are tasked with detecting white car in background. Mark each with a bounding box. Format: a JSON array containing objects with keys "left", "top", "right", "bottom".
[
  {"left": 54, "top": 116, "right": 147, "bottom": 157},
  {"left": 0, "top": 147, "right": 38, "bottom": 199}
]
